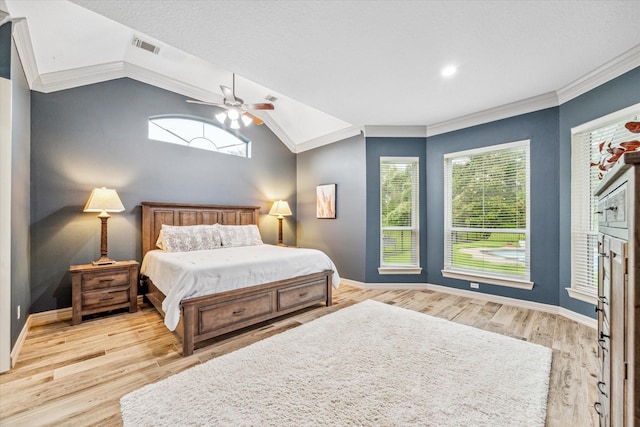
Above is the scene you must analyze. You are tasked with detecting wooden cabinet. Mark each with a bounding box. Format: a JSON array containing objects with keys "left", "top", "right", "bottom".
[
  {"left": 70, "top": 260, "right": 139, "bottom": 325},
  {"left": 594, "top": 151, "right": 639, "bottom": 426}
]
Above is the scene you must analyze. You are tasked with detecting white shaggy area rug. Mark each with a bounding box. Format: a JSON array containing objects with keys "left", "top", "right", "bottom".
[{"left": 121, "top": 299, "right": 552, "bottom": 426}]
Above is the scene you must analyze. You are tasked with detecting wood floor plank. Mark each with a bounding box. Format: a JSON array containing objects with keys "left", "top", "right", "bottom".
[{"left": 0, "top": 284, "right": 597, "bottom": 426}]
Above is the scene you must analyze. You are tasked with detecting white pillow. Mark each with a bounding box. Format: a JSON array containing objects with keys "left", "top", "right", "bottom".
[
  {"left": 158, "top": 224, "right": 222, "bottom": 252},
  {"left": 218, "top": 224, "right": 263, "bottom": 247}
]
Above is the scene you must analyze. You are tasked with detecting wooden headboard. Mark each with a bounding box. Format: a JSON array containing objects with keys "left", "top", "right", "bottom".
[{"left": 141, "top": 202, "right": 261, "bottom": 257}]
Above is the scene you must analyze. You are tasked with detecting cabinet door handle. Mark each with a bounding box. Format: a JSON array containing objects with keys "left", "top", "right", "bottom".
[
  {"left": 598, "top": 296, "right": 608, "bottom": 305},
  {"left": 598, "top": 252, "right": 609, "bottom": 258},
  {"left": 594, "top": 401, "right": 603, "bottom": 417},
  {"left": 597, "top": 381, "right": 607, "bottom": 397},
  {"left": 605, "top": 206, "right": 617, "bottom": 212},
  {"left": 595, "top": 306, "right": 603, "bottom": 313},
  {"left": 232, "top": 308, "right": 246, "bottom": 316},
  {"left": 598, "top": 339, "right": 608, "bottom": 351},
  {"left": 600, "top": 331, "right": 610, "bottom": 339}
]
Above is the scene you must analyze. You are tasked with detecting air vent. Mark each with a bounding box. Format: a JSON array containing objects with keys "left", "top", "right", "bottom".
[
  {"left": 265, "top": 94, "right": 279, "bottom": 103},
  {"left": 132, "top": 36, "right": 160, "bottom": 54}
]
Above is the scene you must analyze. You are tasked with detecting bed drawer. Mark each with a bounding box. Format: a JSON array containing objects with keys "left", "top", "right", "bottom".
[
  {"left": 278, "top": 279, "right": 327, "bottom": 311},
  {"left": 199, "top": 292, "right": 273, "bottom": 333},
  {"left": 82, "top": 269, "right": 130, "bottom": 291}
]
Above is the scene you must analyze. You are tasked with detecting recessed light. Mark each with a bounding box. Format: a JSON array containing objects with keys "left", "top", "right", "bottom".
[{"left": 441, "top": 65, "right": 457, "bottom": 78}]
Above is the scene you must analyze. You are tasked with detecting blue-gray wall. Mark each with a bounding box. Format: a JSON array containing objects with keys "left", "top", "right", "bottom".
[
  {"left": 30, "top": 78, "right": 296, "bottom": 312},
  {"left": 365, "top": 137, "right": 428, "bottom": 283},
  {"left": 296, "top": 133, "right": 366, "bottom": 282},
  {"left": 426, "top": 108, "right": 560, "bottom": 306},
  {"left": 558, "top": 66, "right": 640, "bottom": 315},
  {"left": 300, "top": 67, "right": 638, "bottom": 319}
]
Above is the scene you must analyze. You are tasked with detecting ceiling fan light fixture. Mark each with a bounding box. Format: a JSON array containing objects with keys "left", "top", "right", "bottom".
[
  {"left": 230, "top": 120, "right": 240, "bottom": 130},
  {"left": 215, "top": 112, "right": 227, "bottom": 124},
  {"left": 227, "top": 108, "right": 240, "bottom": 121},
  {"left": 241, "top": 115, "right": 252, "bottom": 127}
]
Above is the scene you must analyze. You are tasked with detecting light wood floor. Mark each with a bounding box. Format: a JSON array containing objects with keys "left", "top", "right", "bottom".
[{"left": 0, "top": 285, "right": 598, "bottom": 426}]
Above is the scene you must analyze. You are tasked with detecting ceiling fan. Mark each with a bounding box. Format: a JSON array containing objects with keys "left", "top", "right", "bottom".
[{"left": 186, "top": 73, "right": 274, "bottom": 128}]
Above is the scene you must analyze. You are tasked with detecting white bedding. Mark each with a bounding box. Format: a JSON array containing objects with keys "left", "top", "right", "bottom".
[{"left": 141, "top": 244, "right": 340, "bottom": 331}]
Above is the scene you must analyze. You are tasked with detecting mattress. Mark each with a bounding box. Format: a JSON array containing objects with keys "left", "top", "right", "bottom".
[{"left": 141, "top": 244, "right": 340, "bottom": 331}]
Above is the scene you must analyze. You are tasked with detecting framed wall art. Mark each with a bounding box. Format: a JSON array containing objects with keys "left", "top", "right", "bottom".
[{"left": 316, "top": 184, "right": 336, "bottom": 219}]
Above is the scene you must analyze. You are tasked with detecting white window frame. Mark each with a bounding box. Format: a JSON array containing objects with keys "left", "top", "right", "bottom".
[
  {"left": 148, "top": 115, "right": 251, "bottom": 158},
  {"left": 378, "top": 157, "right": 421, "bottom": 275},
  {"left": 567, "top": 103, "right": 640, "bottom": 305},
  {"left": 442, "top": 140, "right": 532, "bottom": 290}
]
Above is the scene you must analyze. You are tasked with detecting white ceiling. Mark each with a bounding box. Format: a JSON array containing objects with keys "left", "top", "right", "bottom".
[{"left": 4, "top": 1, "right": 640, "bottom": 151}]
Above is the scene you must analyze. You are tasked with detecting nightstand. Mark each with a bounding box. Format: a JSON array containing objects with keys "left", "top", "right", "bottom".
[{"left": 70, "top": 260, "right": 139, "bottom": 325}]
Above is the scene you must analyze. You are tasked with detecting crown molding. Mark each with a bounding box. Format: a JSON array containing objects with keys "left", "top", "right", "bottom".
[
  {"left": 259, "top": 114, "right": 297, "bottom": 153},
  {"left": 37, "top": 61, "right": 125, "bottom": 93},
  {"left": 426, "top": 92, "right": 559, "bottom": 137},
  {"left": 556, "top": 44, "right": 640, "bottom": 105},
  {"left": 296, "top": 125, "right": 362, "bottom": 153},
  {"left": 364, "top": 125, "right": 427, "bottom": 138},
  {"left": 9, "top": 17, "right": 40, "bottom": 90}
]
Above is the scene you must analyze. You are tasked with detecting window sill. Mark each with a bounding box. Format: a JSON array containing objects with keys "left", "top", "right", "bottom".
[
  {"left": 441, "top": 270, "right": 534, "bottom": 290},
  {"left": 378, "top": 267, "right": 423, "bottom": 275},
  {"left": 565, "top": 287, "right": 597, "bottom": 305}
]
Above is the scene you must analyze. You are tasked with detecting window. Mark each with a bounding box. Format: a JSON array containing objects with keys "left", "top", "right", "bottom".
[
  {"left": 569, "top": 104, "right": 639, "bottom": 304},
  {"left": 443, "top": 140, "right": 531, "bottom": 289},
  {"left": 379, "top": 157, "right": 421, "bottom": 274},
  {"left": 148, "top": 115, "right": 251, "bottom": 158}
]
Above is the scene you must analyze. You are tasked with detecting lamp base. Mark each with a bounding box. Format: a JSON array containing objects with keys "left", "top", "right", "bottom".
[{"left": 92, "top": 256, "right": 117, "bottom": 266}]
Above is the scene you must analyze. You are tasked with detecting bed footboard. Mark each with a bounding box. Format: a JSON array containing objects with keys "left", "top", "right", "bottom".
[{"left": 143, "top": 270, "right": 333, "bottom": 356}]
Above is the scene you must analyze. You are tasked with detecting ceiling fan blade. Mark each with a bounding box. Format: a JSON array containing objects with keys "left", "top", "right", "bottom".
[
  {"left": 220, "top": 85, "right": 235, "bottom": 102},
  {"left": 247, "top": 103, "right": 275, "bottom": 111},
  {"left": 186, "top": 99, "right": 226, "bottom": 107},
  {"left": 243, "top": 112, "right": 264, "bottom": 126}
]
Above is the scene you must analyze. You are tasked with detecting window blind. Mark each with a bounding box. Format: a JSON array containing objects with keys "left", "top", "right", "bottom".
[
  {"left": 380, "top": 157, "right": 419, "bottom": 268},
  {"left": 444, "top": 140, "right": 530, "bottom": 280},
  {"left": 571, "top": 110, "right": 639, "bottom": 294}
]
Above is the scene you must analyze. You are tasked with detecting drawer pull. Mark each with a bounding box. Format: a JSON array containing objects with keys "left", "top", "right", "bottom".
[
  {"left": 600, "top": 331, "right": 610, "bottom": 339},
  {"left": 605, "top": 206, "right": 617, "bottom": 212},
  {"left": 594, "top": 401, "right": 602, "bottom": 417},
  {"left": 595, "top": 306, "right": 603, "bottom": 313},
  {"left": 299, "top": 292, "right": 309, "bottom": 297},
  {"left": 597, "top": 381, "right": 607, "bottom": 397},
  {"left": 598, "top": 339, "right": 608, "bottom": 351},
  {"left": 232, "top": 308, "right": 246, "bottom": 316},
  {"left": 99, "top": 296, "right": 114, "bottom": 302},
  {"left": 99, "top": 278, "right": 114, "bottom": 283}
]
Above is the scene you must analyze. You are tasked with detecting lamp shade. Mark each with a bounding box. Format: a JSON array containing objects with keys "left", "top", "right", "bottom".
[
  {"left": 269, "top": 200, "right": 292, "bottom": 217},
  {"left": 83, "top": 187, "right": 125, "bottom": 213}
]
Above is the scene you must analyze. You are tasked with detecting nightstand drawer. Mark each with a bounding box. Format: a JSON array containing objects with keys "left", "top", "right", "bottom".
[
  {"left": 82, "top": 270, "right": 130, "bottom": 291},
  {"left": 82, "top": 289, "right": 129, "bottom": 309}
]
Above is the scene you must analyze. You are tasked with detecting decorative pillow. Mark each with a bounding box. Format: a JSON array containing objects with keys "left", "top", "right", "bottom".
[
  {"left": 159, "top": 224, "right": 222, "bottom": 252},
  {"left": 218, "top": 224, "right": 263, "bottom": 247}
]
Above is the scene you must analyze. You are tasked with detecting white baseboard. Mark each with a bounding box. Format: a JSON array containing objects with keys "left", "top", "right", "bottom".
[
  {"left": 9, "top": 295, "right": 145, "bottom": 368},
  {"left": 10, "top": 315, "right": 31, "bottom": 368},
  {"left": 339, "top": 279, "right": 597, "bottom": 329}
]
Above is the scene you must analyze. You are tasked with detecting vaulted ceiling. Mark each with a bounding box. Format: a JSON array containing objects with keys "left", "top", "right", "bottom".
[{"left": 4, "top": 0, "right": 639, "bottom": 152}]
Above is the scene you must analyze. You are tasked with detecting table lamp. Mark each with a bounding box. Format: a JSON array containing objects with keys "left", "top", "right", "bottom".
[
  {"left": 268, "top": 200, "right": 292, "bottom": 246},
  {"left": 84, "top": 187, "right": 125, "bottom": 265}
]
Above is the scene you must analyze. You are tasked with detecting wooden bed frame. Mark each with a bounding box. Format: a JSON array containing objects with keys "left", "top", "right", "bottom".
[{"left": 140, "top": 202, "right": 333, "bottom": 356}]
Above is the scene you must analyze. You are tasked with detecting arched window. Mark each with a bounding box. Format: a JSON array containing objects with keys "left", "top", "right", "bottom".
[{"left": 148, "top": 115, "right": 251, "bottom": 158}]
